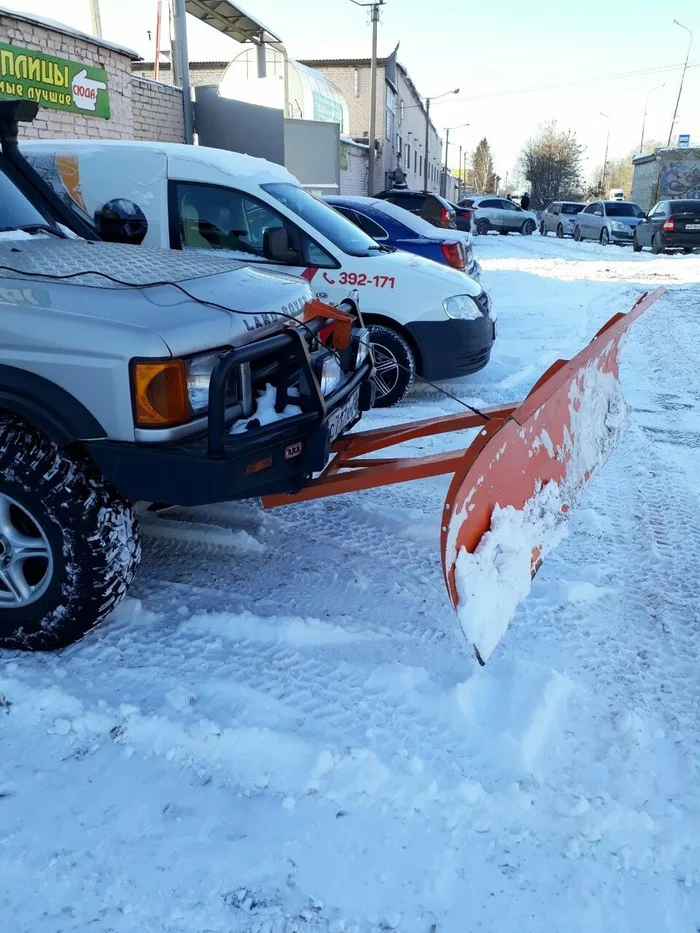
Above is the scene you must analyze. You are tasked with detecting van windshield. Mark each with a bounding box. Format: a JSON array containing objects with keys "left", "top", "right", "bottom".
[
  {"left": 0, "top": 160, "right": 54, "bottom": 233},
  {"left": 262, "top": 183, "right": 381, "bottom": 257}
]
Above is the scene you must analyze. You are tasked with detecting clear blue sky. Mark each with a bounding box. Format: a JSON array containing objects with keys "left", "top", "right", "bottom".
[{"left": 12, "top": 0, "right": 700, "bottom": 182}]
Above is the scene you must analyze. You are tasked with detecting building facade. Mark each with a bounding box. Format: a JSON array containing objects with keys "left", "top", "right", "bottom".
[
  {"left": 631, "top": 146, "right": 700, "bottom": 212},
  {"left": 299, "top": 51, "right": 444, "bottom": 195}
]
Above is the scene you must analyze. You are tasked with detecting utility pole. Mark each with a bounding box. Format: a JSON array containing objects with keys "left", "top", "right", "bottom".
[
  {"left": 170, "top": 0, "right": 194, "bottom": 144},
  {"left": 442, "top": 122, "right": 469, "bottom": 198},
  {"left": 352, "top": 0, "right": 385, "bottom": 196},
  {"left": 457, "top": 144, "right": 462, "bottom": 200},
  {"left": 89, "top": 0, "right": 102, "bottom": 37},
  {"left": 640, "top": 82, "right": 664, "bottom": 154},
  {"left": 599, "top": 112, "right": 610, "bottom": 195},
  {"left": 153, "top": 0, "right": 162, "bottom": 80},
  {"left": 667, "top": 19, "right": 693, "bottom": 146}
]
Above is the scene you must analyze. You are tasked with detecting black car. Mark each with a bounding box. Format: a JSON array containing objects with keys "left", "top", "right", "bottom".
[
  {"left": 633, "top": 199, "right": 700, "bottom": 254},
  {"left": 372, "top": 189, "right": 457, "bottom": 229},
  {"left": 445, "top": 200, "right": 474, "bottom": 232}
]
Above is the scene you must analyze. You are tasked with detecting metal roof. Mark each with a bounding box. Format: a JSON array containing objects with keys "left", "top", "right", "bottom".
[{"left": 184, "top": 0, "right": 281, "bottom": 44}]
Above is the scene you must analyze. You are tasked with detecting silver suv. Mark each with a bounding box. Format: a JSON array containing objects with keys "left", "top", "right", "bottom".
[
  {"left": 539, "top": 201, "right": 586, "bottom": 238},
  {"left": 573, "top": 201, "right": 646, "bottom": 245},
  {"left": 460, "top": 196, "right": 539, "bottom": 236}
]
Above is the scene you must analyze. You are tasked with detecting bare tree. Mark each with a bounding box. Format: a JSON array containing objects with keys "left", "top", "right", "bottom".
[
  {"left": 471, "top": 138, "right": 495, "bottom": 193},
  {"left": 590, "top": 139, "right": 665, "bottom": 198},
  {"left": 518, "top": 121, "right": 584, "bottom": 208}
]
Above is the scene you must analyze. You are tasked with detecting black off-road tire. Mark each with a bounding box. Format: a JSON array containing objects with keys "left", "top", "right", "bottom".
[
  {"left": 367, "top": 324, "right": 415, "bottom": 408},
  {"left": 0, "top": 419, "right": 140, "bottom": 650}
]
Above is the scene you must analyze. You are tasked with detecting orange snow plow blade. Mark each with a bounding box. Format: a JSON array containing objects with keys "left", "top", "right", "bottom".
[{"left": 263, "top": 288, "right": 664, "bottom": 662}]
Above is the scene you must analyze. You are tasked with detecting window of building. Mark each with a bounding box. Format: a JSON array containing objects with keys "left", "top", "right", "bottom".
[
  {"left": 414, "top": 150, "right": 417, "bottom": 173},
  {"left": 385, "top": 84, "right": 397, "bottom": 141},
  {"left": 419, "top": 154, "right": 423, "bottom": 176},
  {"left": 399, "top": 99, "right": 404, "bottom": 123}
]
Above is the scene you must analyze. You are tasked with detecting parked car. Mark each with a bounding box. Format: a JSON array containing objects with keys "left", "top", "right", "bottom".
[
  {"left": 633, "top": 199, "right": 700, "bottom": 254},
  {"left": 445, "top": 199, "right": 475, "bottom": 233},
  {"left": 539, "top": 201, "right": 587, "bottom": 238},
  {"left": 459, "top": 195, "right": 538, "bottom": 236},
  {"left": 0, "top": 101, "right": 374, "bottom": 650},
  {"left": 324, "top": 195, "right": 481, "bottom": 280},
  {"left": 371, "top": 189, "right": 457, "bottom": 229},
  {"left": 573, "top": 201, "right": 646, "bottom": 245},
  {"left": 23, "top": 140, "right": 496, "bottom": 408}
]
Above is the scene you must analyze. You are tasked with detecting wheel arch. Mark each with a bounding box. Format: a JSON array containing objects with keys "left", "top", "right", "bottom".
[
  {"left": 361, "top": 312, "right": 424, "bottom": 376},
  {"left": 0, "top": 365, "right": 106, "bottom": 445}
]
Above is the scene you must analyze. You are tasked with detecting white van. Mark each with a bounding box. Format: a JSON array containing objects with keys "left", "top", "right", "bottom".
[
  {"left": 609, "top": 189, "right": 625, "bottom": 201},
  {"left": 22, "top": 141, "right": 496, "bottom": 407}
]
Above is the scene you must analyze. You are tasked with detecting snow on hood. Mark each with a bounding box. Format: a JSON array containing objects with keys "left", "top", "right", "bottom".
[{"left": 450, "top": 344, "right": 630, "bottom": 663}]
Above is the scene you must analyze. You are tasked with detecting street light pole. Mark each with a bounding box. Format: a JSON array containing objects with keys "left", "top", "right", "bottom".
[
  {"left": 599, "top": 112, "right": 610, "bottom": 195},
  {"left": 457, "top": 144, "right": 462, "bottom": 200},
  {"left": 640, "top": 83, "right": 665, "bottom": 154},
  {"left": 423, "top": 87, "right": 458, "bottom": 193},
  {"left": 667, "top": 19, "right": 693, "bottom": 146},
  {"left": 442, "top": 122, "right": 469, "bottom": 197}
]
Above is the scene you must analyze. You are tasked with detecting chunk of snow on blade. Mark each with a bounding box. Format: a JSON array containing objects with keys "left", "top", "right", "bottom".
[{"left": 453, "top": 482, "right": 569, "bottom": 662}]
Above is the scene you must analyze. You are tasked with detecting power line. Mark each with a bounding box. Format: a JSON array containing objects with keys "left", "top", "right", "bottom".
[{"left": 401, "top": 60, "right": 700, "bottom": 112}]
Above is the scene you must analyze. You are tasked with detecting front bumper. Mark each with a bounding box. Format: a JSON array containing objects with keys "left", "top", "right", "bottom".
[
  {"left": 86, "top": 318, "right": 375, "bottom": 507},
  {"left": 610, "top": 227, "right": 635, "bottom": 242},
  {"left": 405, "top": 313, "right": 496, "bottom": 381}
]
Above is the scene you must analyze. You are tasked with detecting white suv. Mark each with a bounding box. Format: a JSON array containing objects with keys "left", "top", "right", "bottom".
[{"left": 460, "top": 196, "right": 539, "bottom": 236}]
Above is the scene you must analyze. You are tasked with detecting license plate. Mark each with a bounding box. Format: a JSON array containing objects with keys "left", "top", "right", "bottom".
[
  {"left": 686, "top": 223, "right": 700, "bottom": 230},
  {"left": 327, "top": 388, "right": 360, "bottom": 443}
]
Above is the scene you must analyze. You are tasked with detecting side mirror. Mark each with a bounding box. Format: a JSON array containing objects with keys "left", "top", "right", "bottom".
[
  {"left": 263, "top": 226, "right": 302, "bottom": 264},
  {"left": 94, "top": 199, "right": 148, "bottom": 245}
]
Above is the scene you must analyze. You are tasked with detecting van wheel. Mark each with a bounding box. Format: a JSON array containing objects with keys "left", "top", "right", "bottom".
[
  {"left": 476, "top": 218, "right": 490, "bottom": 236},
  {"left": 600, "top": 228, "right": 610, "bottom": 246},
  {"left": 0, "top": 419, "right": 140, "bottom": 650},
  {"left": 556, "top": 224, "right": 564, "bottom": 238},
  {"left": 573, "top": 226, "right": 582, "bottom": 242},
  {"left": 367, "top": 325, "right": 415, "bottom": 408}
]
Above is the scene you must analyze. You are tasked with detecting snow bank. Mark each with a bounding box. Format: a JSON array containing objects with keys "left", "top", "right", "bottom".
[{"left": 452, "top": 347, "right": 630, "bottom": 662}]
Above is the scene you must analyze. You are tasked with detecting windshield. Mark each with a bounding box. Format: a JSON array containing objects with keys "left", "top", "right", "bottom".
[
  {"left": 0, "top": 160, "right": 53, "bottom": 232},
  {"left": 605, "top": 202, "right": 645, "bottom": 218},
  {"left": 561, "top": 203, "right": 585, "bottom": 214},
  {"left": 262, "top": 183, "right": 380, "bottom": 257}
]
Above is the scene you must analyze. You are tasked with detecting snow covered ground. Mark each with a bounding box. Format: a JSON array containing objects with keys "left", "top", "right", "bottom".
[{"left": 2, "top": 234, "right": 700, "bottom": 933}]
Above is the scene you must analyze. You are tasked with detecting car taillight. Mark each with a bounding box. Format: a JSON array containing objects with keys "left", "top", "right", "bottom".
[
  {"left": 441, "top": 241, "right": 465, "bottom": 269},
  {"left": 440, "top": 205, "right": 451, "bottom": 225},
  {"left": 663, "top": 219, "right": 675, "bottom": 231}
]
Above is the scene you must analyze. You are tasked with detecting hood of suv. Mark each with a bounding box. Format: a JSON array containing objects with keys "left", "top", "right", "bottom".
[{"left": 0, "top": 240, "right": 314, "bottom": 355}]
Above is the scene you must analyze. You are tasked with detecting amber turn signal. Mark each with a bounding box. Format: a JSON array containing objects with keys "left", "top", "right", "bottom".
[{"left": 132, "top": 359, "right": 189, "bottom": 427}]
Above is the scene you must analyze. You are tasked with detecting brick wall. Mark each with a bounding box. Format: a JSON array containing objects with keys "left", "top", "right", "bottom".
[
  {"left": 132, "top": 77, "right": 184, "bottom": 142},
  {"left": 631, "top": 156, "right": 660, "bottom": 212},
  {"left": 340, "top": 141, "right": 368, "bottom": 196},
  {"left": 631, "top": 148, "right": 700, "bottom": 212},
  {"left": 0, "top": 9, "right": 184, "bottom": 144}
]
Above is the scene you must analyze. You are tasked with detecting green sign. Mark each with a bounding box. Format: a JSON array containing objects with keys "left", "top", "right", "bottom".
[{"left": 0, "top": 42, "right": 110, "bottom": 118}]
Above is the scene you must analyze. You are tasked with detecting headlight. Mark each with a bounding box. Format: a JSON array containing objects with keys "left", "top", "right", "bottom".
[
  {"left": 443, "top": 295, "right": 483, "bottom": 321},
  {"left": 353, "top": 327, "right": 371, "bottom": 368},
  {"left": 610, "top": 221, "right": 627, "bottom": 231},
  {"left": 185, "top": 352, "right": 220, "bottom": 414},
  {"left": 314, "top": 353, "right": 343, "bottom": 395}
]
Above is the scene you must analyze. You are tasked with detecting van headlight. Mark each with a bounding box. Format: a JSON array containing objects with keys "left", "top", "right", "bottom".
[{"left": 443, "top": 295, "right": 483, "bottom": 321}]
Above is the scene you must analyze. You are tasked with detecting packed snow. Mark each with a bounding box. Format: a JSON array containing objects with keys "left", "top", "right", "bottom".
[{"left": 2, "top": 232, "right": 700, "bottom": 932}]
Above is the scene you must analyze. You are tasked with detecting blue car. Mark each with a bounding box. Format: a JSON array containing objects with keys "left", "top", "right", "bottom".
[{"left": 324, "top": 196, "right": 481, "bottom": 281}]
